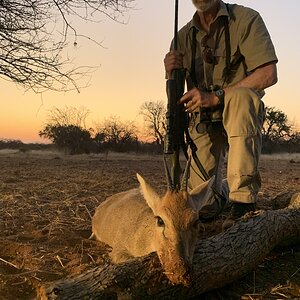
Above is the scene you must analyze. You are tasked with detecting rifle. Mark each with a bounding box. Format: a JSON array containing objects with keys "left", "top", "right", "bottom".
[
  {"left": 163, "top": 1, "right": 227, "bottom": 217},
  {"left": 164, "top": 0, "right": 188, "bottom": 189}
]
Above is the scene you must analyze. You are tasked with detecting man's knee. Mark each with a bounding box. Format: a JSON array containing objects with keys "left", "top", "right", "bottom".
[
  {"left": 225, "top": 87, "right": 261, "bottom": 111},
  {"left": 223, "top": 88, "right": 264, "bottom": 136}
]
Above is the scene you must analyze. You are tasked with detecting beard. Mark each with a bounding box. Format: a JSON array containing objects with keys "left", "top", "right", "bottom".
[{"left": 192, "top": 0, "right": 218, "bottom": 12}]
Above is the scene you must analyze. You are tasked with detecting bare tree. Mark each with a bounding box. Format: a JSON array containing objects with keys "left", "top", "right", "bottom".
[
  {"left": 45, "top": 106, "right": 90, "bottom": 128},
  {"left": 0, "top": 0, "right": 134, "bottom": 92},
  {"left": 95, "top": 116, "right": 138, "bottom": 151},
  {"left": 140, "top": 100, "right": 166, "bottom": 145},
  {"left": 263, "top": 106, "right": 292, "bottom": 141},
  {"left": 39, "top": 106, "right": 93, "bottom": 154}
]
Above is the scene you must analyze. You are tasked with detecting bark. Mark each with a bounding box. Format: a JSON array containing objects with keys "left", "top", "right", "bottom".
[{"left": 38, "top": 194, "right": 300, "bottom": 300}]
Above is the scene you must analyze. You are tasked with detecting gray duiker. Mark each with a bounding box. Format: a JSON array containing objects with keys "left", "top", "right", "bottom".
[{"left": 92, "top": 160, "right": 215, "bottom": 286}]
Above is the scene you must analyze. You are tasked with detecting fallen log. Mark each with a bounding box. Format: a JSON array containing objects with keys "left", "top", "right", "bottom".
[{"left": 38, "top": 193, "right": 300, "bottom": 300}]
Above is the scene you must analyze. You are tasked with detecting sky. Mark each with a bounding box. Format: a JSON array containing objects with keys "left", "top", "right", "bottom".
[{"left": 1, "top": 0, "right": 300, "bottom": 143}]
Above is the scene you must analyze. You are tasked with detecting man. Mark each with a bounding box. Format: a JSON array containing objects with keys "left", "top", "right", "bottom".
[{"left": 164, "top": 0, "right": 278, "bottom": 229}]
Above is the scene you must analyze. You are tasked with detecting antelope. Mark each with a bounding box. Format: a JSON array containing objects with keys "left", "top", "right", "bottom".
[{"left": 92, "top": 158, "right": 221, "bottom": 286}]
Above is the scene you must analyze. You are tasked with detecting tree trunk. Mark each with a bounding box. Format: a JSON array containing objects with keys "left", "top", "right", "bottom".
[{"left": 38, "top": 194, "right": 300, "bottom": 300}]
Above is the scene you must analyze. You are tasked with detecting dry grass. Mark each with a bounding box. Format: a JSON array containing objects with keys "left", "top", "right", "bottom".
[{"left": 261, "top": 153, "right": 300, "bottom": 162}]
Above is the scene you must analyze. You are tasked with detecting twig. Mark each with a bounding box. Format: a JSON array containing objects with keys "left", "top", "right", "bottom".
[
  {"left": 289, "top": 265, "right": 300, "bottom": 279},
  {"left": 33, "top": 275, "right": 42, "bottom": 281},
  {"left": 83, "top": 204, "right": 92, "bottom": 220},
  {"left": 0, "top": 257, "right": 19, "bottom": 270},
  {"left": 1, "top": 271, "right": 34, "bottom": 277},
  {"left": 80, "top": 240, "right": 84, "bottom": 265},
  {"left": 270, "top": 284, "right": 289, "bottom": 298},
  {"left": 55, "top": 255, "right": 65, "bottom": 268},
  {"left": 87, "top": 253, "right": 96, "bottom": 265}
]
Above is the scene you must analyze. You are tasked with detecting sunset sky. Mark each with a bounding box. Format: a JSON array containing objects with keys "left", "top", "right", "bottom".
[{"left": 1, "top": 0, "right": 299, "bottom": 143}]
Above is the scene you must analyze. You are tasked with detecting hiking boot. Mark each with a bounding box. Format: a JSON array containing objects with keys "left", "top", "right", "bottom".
[
  {"left": 199, "top": 193, "right": 229, "bottom": 222},
  {"left": 222, "top": 202, "right": 256, "bottom": 231}
]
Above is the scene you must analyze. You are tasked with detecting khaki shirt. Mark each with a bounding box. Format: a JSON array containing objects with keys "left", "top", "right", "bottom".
[{"left": 176, "top": 1, "right": 278, "bottom": 91}]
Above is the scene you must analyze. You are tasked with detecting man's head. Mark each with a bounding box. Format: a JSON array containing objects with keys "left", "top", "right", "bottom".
[{"left": 192, "top": 0, "right": 219, "bottom": 12}]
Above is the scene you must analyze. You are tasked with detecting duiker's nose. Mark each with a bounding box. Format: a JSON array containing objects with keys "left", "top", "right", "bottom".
[
  {"left": 182, "top": 270, "right": 192, "bottom": 286},
  {"left": 181, "top": 261, "right": 193, "bottom": 286}
]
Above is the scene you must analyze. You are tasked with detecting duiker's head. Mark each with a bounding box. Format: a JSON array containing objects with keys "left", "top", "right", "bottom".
[{"left": 137, "top": 164, "right": 214, "bottom": 286}]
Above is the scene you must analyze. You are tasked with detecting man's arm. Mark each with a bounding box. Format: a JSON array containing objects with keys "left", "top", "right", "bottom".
[
  {"left": 180, "top": 62, "right": 277, "bottom": 112},
  {"left": 224, "top": 62, "right": 278, "bottom": 95}
]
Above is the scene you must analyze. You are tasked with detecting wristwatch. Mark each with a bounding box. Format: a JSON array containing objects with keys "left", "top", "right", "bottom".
[{"left": 214, "top": 89, "right": 225, "bottom": 106}]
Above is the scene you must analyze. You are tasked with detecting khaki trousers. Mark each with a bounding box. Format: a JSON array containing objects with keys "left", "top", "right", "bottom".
[{"left": 189, "top": 87, "right": 265, "bottom": 203}]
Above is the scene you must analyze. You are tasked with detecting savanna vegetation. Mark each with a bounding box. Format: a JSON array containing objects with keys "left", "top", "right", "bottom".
[{"left": 1, "top": 102, "right": 298, "bottom": 155}]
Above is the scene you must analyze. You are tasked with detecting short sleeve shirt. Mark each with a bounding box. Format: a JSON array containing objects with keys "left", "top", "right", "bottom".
[{"left": 176, "top": 1, "right": 278, "bottom": 91}]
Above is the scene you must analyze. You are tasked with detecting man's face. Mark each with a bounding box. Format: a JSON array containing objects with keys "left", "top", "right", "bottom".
[{"left": 192, "top": 0, "right": 218, "bottom": 12}]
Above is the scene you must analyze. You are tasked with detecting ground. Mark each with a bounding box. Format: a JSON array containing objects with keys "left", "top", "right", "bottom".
[{"left": 0, "top": 150, "right": 299, "bottom": 300}]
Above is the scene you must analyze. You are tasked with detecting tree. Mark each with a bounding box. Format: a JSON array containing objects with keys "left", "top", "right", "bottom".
[
  {"left": 95, "top": 116, "right": 138, "bottom": 152},
  {"left": 45, "top": 106, "right": 90, "bottom": 128},
  {"left": 39, "top": 124, "right": 93, "bottom": 154},
  {"left": 39, "top": 106, "right": 93, "bottom": 154},
  {"left": 140, "top": 100, "right": 166, "bottom": 145},
  {"left": 138, "top": 103, "right": 299, "bottom": 153},
  {"left": 287, "top": 131, "right": 300, "bottom": 153},
  {"left": 0, "top": 0, "right": 134, "bottom": 92},
  {"left": 263, "top": 106, "right": 292, "bottom": 141},
  {"left": 262, "top": 106, "right": 295, "bottom": 153}
]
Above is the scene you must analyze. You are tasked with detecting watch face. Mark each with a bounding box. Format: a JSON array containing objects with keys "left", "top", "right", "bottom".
[{"left": 216, "top": 89, "right": 224, "bottom": 97}]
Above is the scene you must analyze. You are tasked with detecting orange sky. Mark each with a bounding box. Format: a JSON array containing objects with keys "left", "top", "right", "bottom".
[{"left": 1, "top": 0, "right": 300, "bottom": 143}]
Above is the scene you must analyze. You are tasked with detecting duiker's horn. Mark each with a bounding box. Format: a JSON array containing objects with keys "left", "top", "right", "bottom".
[
  {"left": 163, "top": 155, "right": 174, "bottom": 190},
  {"left": 180, "top": 156, "right": 191, "bottom": 191}
]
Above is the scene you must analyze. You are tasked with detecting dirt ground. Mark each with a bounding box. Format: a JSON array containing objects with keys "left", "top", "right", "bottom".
[{"left": 0, "top": 150, "right": 299, "bottom": 300}]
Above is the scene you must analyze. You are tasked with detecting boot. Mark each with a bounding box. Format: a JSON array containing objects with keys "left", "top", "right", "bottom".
[{"left": 222, "top": 202, "right": 255, "bottom": 231}]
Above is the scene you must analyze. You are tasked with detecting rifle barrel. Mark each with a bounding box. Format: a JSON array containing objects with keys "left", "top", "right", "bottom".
[{"left": 174, "top": 0, "right": 179, "bottom": 51}]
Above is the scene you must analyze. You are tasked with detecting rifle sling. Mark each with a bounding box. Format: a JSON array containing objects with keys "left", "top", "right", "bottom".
[
  {"left": 184, "top": 126, "right": 209, "bottom": 181},
  {"left": 186, "top": 126, "right": 227, "bottom": 201}
]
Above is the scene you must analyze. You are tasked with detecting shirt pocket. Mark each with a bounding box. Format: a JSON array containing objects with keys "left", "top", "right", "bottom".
[{"left": 213, "top": 44, "right": 244, "bottom": 86}]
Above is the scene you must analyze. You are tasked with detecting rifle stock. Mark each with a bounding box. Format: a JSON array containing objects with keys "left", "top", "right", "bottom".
[
  {"left": 164, "top": 67, "right": 187, "bottom": 187},
  {"left": 164, "top": 69, "right": 185, "bottom": 155}
]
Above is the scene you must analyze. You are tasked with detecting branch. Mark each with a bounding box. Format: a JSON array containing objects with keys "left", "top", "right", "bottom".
[{"left": 0, "top": 0, "right": 134, "bottom": 92}]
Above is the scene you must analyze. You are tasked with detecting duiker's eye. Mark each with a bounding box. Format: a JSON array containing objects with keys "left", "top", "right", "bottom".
[{"left": 155, "top": 216, "right": 165, "bottom": 227}]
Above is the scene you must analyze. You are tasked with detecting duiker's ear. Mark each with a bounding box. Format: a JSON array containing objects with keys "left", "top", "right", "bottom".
[
  {"left": 136, "top": 173, "right": 160, "bottom": 212},
  {"left": 189, "top": 176, "right": 215, "bottom": 210}
]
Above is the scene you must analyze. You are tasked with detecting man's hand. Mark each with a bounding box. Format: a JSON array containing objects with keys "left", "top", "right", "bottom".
[
  {"left": 164, "top": 51, "right": 183, "bottom": 79},
  {"left": 179, "top": 87, "right": 219, "bottom": 112}
]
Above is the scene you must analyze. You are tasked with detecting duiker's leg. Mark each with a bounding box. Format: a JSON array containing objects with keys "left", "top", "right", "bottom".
[{"left": 110, "top": 248, "right": 133, "bottom": 264}]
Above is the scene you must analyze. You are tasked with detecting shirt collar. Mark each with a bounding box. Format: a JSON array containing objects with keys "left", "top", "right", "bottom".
[{"left": 189, "top": 1, "right": 229, "bottom": 31}]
